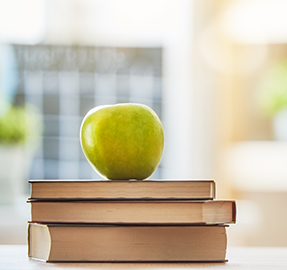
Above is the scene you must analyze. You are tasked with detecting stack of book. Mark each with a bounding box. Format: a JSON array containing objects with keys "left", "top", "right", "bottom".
[{"left": 27, "top": 179, "right": 236, "bottom": 262}]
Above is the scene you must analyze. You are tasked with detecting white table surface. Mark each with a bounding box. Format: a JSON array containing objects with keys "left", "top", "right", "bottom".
[{"left": 0, "top": 245, "right": 287, "bottom": 270}]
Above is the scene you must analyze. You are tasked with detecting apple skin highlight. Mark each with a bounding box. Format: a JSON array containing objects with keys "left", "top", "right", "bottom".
[{"left": 80, "top": 103, "right": 164, "bottom": 180}]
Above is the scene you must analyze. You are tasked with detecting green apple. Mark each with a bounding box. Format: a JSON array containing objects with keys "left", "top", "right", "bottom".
[{"left": 80, "top": 103, "right": 164, "bottom": 180}]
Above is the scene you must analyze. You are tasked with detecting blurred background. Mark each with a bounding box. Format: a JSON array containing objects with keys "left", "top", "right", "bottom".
[{"left": 1, "top": 0, "right": 287, "bottom": 247}]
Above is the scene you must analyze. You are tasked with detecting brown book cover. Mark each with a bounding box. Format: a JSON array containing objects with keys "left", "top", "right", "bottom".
[
  {"left": 28, "top": 179, "right": 216, "bottom": 200},
  {"left": 28, "top": 223, "right": 228, "bottom": 262},
  {"left": 28, "top": 199, "right": 236, "bottom": 225}
]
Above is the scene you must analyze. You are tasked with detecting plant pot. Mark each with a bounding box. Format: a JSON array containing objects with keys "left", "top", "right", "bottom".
[{"left": 273, "top": 108, "right": 287, "bottom": 141}]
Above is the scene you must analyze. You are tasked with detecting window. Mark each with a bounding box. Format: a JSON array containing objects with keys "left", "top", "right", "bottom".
[{"left": 13, "top": 45, "right": 163, "bottom": 180}]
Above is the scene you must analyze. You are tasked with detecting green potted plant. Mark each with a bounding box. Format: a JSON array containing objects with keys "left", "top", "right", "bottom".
[
  {"left": 0, "top": 104, "right": 42, "bottom": 204},
  {"left": 258, "top": 60, "right": 287, "bottom": 140}
]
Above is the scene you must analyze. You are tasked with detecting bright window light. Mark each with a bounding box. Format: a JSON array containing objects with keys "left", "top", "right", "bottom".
[
  {"left": 220, "top": 0, "right": 287, "bottom": 44},
  {"left": 0, "top": 0, "right": 46, "bottom": 44}
]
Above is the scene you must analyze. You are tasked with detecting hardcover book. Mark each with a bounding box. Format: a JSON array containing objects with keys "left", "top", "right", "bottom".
[
  {"left": 29, "top": 200, "right": 236, "bottom": 225},
  {"left": 28, "top": 223, "right": 228, "bottom": 262},
  {"left": 29, "top": 179, "right": 216, "bottom": 200}
]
